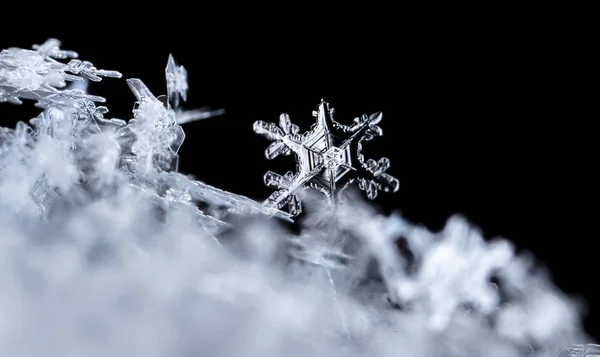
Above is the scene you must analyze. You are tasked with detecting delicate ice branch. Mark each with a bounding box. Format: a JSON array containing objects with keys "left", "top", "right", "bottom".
[{"left": 0, "top": 38, "right": 121, "bottom": 106}]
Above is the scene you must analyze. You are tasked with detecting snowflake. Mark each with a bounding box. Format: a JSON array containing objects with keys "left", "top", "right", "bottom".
[{"left": 253, "top": 100, "right": 399, "bottom": 216}]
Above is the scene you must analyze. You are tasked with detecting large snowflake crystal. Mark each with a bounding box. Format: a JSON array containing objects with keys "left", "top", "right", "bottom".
[{"left": 253, "top": 100, "right": 399, "bottom": 216}]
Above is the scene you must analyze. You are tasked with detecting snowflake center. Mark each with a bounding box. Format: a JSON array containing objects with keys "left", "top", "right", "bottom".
[{"left": 323, "top": 146, "right": 344, "bottom": 169}]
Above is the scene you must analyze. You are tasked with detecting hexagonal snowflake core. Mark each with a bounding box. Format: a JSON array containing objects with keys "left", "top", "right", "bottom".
[{"left": 323, "top": 146, "right": 344, "bottom": 168}]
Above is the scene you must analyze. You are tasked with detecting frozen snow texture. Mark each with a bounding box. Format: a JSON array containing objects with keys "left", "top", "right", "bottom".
[
  {"left": 0, "top": 39, "right": 593, "bottom": 357},
  {"left": 254, "top": 99, "right": 399, "bottom": 216}
]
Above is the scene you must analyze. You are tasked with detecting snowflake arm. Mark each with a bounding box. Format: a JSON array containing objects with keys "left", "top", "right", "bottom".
[
  {"left": 253, "top": 113, "right": 303, "bottom": 160},
  {"left": 65, "top": 59, "right": 122, "bottom": 82}
]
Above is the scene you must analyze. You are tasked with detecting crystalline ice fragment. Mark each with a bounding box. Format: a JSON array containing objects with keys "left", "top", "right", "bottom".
[
  {"left": 137, "top": 184, "right": 229, "bottom": 235},
  {"left": 1, "top": 121, "right": 35, "bottom": 149},
  {"left": 176, "top": 107, "right": 226, "bottom": 124},
  {"left": 287, "top": 233, "right": 354, "bottom": 271},
  {"left": 163, "top": 54, "right": 225, "bottom": 124},
  {"left": 165, "top": 54, "right": 188, "bottom": 109},
  {"left": 65, "top": 59, "right": 122, "bottom": 82},
  {"left": 30, "top": 174, "right": 61, "bottom": 215},
  {"left": 117, "top": 55, "right": 226, "bottom": 181},
  {"left": 165, "top": 187, "right": 192, "bottom": 203},
  {"left": 254, "top": 99, "right": 400, "bottom": 216},
  {"left": 0, "top": 38, "right": 121, "bottom": 106},
  {"left": 557, "top": 344, "right": 600, "bottom": 356},
  {"left": 118, "top": 78, "right": 185, "bottom": 176},
  {"left": 127, "top": 78, "right": 178, "bottom": 129},
  {"left": 32, "top": 38, "right": 78, "bottom": 59},
  {"left": 159, "top": 172, "right": 294, "bottom": 222}
]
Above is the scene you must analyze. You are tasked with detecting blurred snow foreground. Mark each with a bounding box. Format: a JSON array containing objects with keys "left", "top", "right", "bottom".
[{"left": 0, "top": 39, "right": 591, "bottom": 356}]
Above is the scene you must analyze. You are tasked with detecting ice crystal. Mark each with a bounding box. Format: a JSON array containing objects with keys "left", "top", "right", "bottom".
[
  {"left": 119, "top": 78, "right": 185, "bottom": 175},
  {"left": 166, "top": 54, "right": 188, "bottom": 108},
  {"left": 165, "top": 53, "right": 225, "bottom": 124},
  {"left": 557, "top": 344, "right": 600, "bottom": 356},
  {"left": 0, "top": 38, "right": 121, "bottom": 105},
  {"left": 0, "top": 39, "right": 593, "bottom": 357},
  {"left": 254, "top": 99, "right": 399, "bottom": 216}
]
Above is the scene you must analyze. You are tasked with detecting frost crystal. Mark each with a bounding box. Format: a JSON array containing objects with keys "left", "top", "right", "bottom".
[
  {"left": 557, "top": 344, "right": 600, "bottom": 356},
  {"left": 166, "top": 54, "right": 188, "bottom": 108},
  {"left": 254, "top": 99, "right": 399, "bottom": 216},
  {"left": 119, "top": 78, "right": 185, "bottom": 175},
  {"left": 165, "top": 53, "right": 225, "bottom": 124},
  {"left": 119, "top": 54, "right": 224, "bottom": 178},
  {"left": 0, "top": 38, "right": 121, "bottom": 105}
]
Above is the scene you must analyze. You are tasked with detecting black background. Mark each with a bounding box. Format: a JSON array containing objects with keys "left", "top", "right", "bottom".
[{"left": 1, "top": 14, "right": 595, "bottom": 339}]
